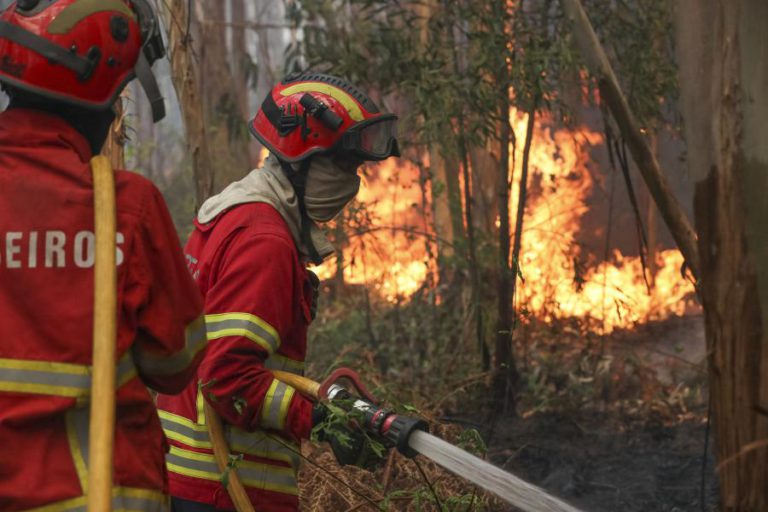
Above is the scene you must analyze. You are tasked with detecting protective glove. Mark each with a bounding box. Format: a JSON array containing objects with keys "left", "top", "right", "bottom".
[{"left": 311, "top": 402, "right": 387, "bottom": 470}]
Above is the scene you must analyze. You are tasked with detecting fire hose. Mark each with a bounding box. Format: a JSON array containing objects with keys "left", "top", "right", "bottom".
[
  {"left": 206, "top": 368, "right": 586, "bottom": 512},
  {"left": 204, "top": 368, "right": 428, "bottom": 512}
]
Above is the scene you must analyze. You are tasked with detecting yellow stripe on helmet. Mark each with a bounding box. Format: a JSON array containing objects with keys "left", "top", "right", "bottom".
[
  {"left": 48, "top": 0, "right": 136, "bottom": 35},
  {"left": 280, "top": 83, "right": 365, "bottom": 122}
]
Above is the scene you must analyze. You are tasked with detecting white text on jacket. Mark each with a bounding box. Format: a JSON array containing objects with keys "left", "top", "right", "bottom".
[{"left": 0, "top": 231, "right": 125, "bottom": 269}]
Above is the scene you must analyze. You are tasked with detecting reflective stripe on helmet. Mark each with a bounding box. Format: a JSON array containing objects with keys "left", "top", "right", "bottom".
[
  {"left": 47, "top": 0, "right": 136, "bottom": 35},
  {"left": 280, "top": 83, "right": 365, "bottom": 122},
  {"left": 0, "top": 20, "right": 92, "bottom": 77}
]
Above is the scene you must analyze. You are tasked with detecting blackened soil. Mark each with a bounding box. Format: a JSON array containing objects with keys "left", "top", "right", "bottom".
[{"left": 483, "top": 411, "right": 719, "bottom": 512}]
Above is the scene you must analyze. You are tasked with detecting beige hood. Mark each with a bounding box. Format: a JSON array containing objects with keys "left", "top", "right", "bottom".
[{"left": 196, "top": 155, "right": 335, "bottom": 260}]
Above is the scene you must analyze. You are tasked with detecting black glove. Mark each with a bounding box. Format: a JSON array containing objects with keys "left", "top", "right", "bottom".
[{"left": 312, "top": 402, "right": 387, "bottom": 470}]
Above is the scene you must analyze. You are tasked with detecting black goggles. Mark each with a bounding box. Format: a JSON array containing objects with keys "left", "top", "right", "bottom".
[{"left": 339, "top": 115, "right": 400, "bottom": 161}]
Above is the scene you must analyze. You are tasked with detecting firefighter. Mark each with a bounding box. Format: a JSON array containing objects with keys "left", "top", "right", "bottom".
[
  {"left": 0, "top": 1, "right": 205, "bottom": 511},
  {"left": 156, "top": 72, "right": 400, "bottom": 512}
]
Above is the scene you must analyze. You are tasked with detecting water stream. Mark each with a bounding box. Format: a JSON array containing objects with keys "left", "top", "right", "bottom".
[{"left": 408, "top": 430, "right": 586, "bottom": 512}]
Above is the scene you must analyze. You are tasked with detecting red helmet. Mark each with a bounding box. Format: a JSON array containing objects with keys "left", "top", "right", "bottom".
[
  {"left": 250, "top": 72, "right": 400, "bottom": 163},
  {"left": 0, "top": 0, "right": 166, "bottom": 121}
]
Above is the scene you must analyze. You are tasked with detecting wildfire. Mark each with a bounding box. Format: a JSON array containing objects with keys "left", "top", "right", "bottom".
[
  {"left": 315, "top": 158, "right": 433, "bottom": 299},
  {"left": 315, "top": 110, "right": 696, "bottom": 332}
]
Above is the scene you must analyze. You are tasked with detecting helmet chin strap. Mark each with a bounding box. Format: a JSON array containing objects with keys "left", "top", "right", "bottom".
[
  {"left": 134, "top": 52, "right": 165, "bottom": 122},
  {"left": 280, "top": 158, "right": 324, "bottom": 265}
]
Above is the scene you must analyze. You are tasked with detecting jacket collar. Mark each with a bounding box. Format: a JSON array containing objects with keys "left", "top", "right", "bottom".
[
  {"left": 197, "top": 156, "right": 336, "bottom": 261},
  {"left": 0, "top": 108, "right": 93, "bottom": 163}
]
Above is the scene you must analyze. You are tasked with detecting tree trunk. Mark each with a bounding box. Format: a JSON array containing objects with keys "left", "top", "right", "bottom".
[
  {"left": 491, "top": 0, "right": 518, "bottom": 414},
  {"left": 230, "top": 0, "right": 261, "bottom": 167},
  {"left": 159, "top": 1, "right": 213, "bottom": 207},
  {"left": 416, "top": 0, "right": 466, "bottom": 287},
  {"left": 429, "top": 147, "right": 464, "bottom": 280},
  {"left": 510, "top": 108, "right": 536, "bottom": 370},
  {"left": 196, "top": 0, "right": 251, "bottom": 192},
  {"left": 253, "top": 0, "right": 283, "bottom": 100},
  {"left": 677, "top": 0, "right": 768, "bottom": 509},
  {"left": 469, "top": 144, "right": 500, "bottom": 234},
  {"left": 493, "top": 102, "right": 518, "bottom": 413},
  {"left": 645, "top": 135, "right": 658, "bottom": 284}
]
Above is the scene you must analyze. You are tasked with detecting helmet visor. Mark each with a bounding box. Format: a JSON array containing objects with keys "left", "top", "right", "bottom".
[
  {"left": 339, "top": 115, "right": 399, "bottom": 161},
  {"left": 359, "top": 117, "right": 398, "bottom": 159}
]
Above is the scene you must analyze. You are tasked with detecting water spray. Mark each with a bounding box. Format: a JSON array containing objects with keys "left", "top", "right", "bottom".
[{"left": 208, "top": 367, "right": 586, "bottom": 512}]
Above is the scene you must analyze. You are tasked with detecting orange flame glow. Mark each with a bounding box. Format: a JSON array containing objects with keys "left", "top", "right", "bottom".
[
  {"left": 316, "top": 110, "right": 696, "bottom": 332},
  {"left": 316, "top": 158, "right": 434, "bottom": 299}
]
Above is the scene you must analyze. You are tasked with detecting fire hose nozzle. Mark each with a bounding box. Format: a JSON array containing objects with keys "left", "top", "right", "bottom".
[
  {"left": 381, "top": 414, "right": 429, "bottom": 458},
  {"left": 273, "top": 368, "right": 430, "bottom": 459},
  {"left": 328, "top": 386, "right": 430, "bottom": 458}
]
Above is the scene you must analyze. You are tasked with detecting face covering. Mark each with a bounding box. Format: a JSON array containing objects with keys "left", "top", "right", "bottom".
[{"left": 303, "top": 156, "right": 362, "bottom": 223}]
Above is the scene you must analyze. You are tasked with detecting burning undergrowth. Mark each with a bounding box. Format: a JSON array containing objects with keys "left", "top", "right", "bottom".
[
  {"left": 304, "top": 111, "right": 705, "bottom": 510},
  {"left": 315, "top": 110, "right": 697, "bottom": 333}
]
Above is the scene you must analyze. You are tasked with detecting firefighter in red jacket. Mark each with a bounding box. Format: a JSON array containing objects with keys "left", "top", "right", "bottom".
[
  {"left": 0, "top": 1, "right": 205, "bottom": 510},
  {"left": 156, "top": 72, "right": 400, "bottom": 512}
]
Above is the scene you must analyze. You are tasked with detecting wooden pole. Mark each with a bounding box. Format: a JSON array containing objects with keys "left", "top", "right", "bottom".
[
  {"left": 271, "top": 370, "right": 321, "bottom": 400},
  {"left": 204, "top": 371, "right": 321, "bottom": 512},
  {"left": 560, "top": 0, "right": 701, "bottom": 280},
  {"left": 87, "top": 156, "right": 118, "bottom": 512},
  {"left": 204, "top": 403, "right": 256, "bottom": 512}
]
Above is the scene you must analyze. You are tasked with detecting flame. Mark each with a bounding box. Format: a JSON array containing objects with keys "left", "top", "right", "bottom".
[
  {"left": 316, "top": 158, "right": 434, "bottom": 299},
  {"left": 508, "top": 110, "right": 695, "bottom": 331},
  {"left": 316, "top": 110, "right": 696, "bottom": 331}
]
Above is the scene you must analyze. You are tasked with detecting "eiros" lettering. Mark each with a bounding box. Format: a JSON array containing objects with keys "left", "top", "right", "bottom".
[{"left": 0, "top": 231, "right": 125, "bottom": 269}]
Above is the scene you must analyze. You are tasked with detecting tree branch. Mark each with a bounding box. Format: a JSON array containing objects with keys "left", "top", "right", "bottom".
[{"left": 560, "top": 0, "right": 701, "bottom": 280}]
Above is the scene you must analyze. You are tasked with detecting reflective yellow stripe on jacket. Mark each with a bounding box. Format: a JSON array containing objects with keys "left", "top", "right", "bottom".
[
  {"left": 0, "top": 353, "right": 136, "bottom": 398},
  {"left": 160, "top": 345, "right": 304, "bottom": 498},
  {"left": 21, "top": 487, "right": 168, "bottom": 512},
  {"left": 166, "top": 445, "right": 298, "bottom": 496},
  {"left": 261, "top": 379, "right": 295, "bottom": 431},
  {"left": 133, "top": 315, "right": 208, "bottom": 376},
  {"left": 159, "top": 409, "right": 300, "bottom": 468},
  {"left": 205, "top": 312, "right": 280, "bottom": 354},
  {"left": 264, "top": 353, "right": 305, "bottom": 375}
]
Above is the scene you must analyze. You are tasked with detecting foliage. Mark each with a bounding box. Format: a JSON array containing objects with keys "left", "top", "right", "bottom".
[
  {"left": 584, "top": 0, "right": 678, "bottom": 129},
  {"left": 286, "top": 0, "right": 676, "bottom": 140},
  {"left": 308, "top": 288, "right": 476, "bottom": 406}
]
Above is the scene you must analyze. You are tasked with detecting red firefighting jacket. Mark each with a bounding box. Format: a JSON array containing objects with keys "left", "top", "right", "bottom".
[
  {"left": 156, "top": 202, "right": 315, "bottom": 512},
  {"left": 0, "top": 108, "right": 206, "bottom": 511}
]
